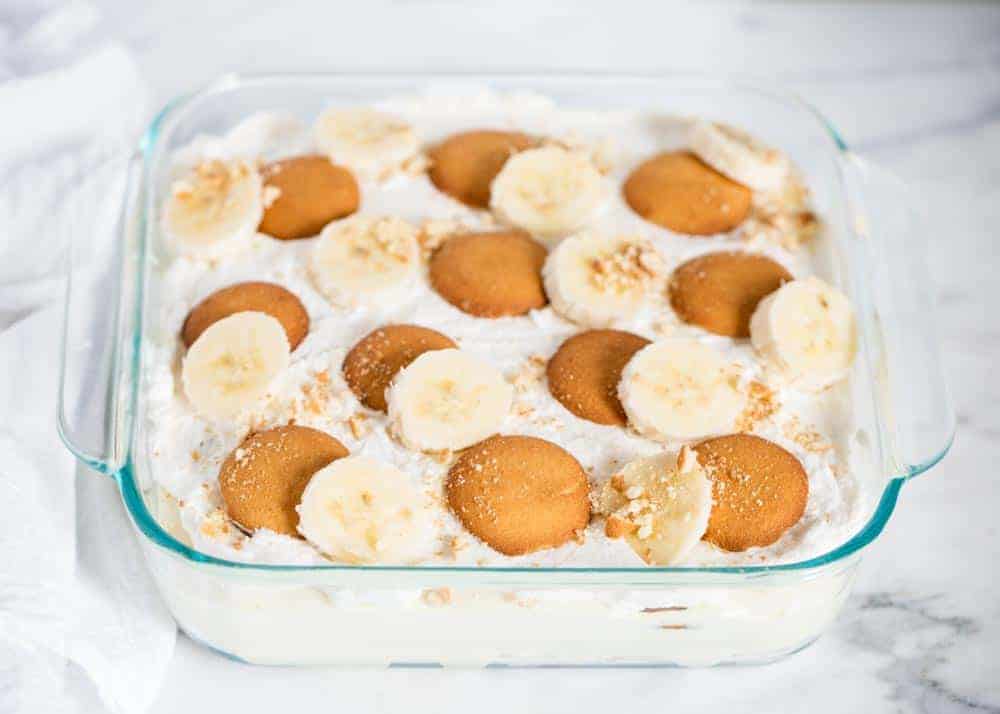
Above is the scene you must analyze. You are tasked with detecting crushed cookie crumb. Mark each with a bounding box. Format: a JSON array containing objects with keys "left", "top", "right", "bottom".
[
  {"left": 650, "top": 319, "right": 676, "bottom": 337},
  {"left": 346, "top": 412, "right": 370, "bottom": 439},
  {"left": 605, "top": 513, "right": 633, "bottom": 538},
  {"left": 421, "top": 588, "right": 452, "bottom": 607},
  {"left": 436, "top": 535, "right": 466, "bottom": 560},
  {"left": 742, "top": 177, "right": 819, "bottom": 250},
  {"left": 199, "top": 508, "right": 233, "bottom": 539},
  {"left": 366, "top": 217, "right": 414, "bottom": 263},
  {"left": 736, "top": 381, "right": 780, "bottom": 432},
  {"left": 783, "top": 416, "right": 833, "bottom": 453},
  {"left": 400, "top": 152, "right": 430, "bottom": 177},
  {"left": 588, "top": 237, "right": 663, "bottom": 295},
  {"left": 171, "top": 159, "right": 252, "bottom": 207},
  {"left": 300, "top": 382, "right": 323, "bottom": 415},
  {"left": 510, "top": 353, "right": 546, "bottom": 393},
  {"left": 416, "top": 218, "right": 465, "bottom": 258}
]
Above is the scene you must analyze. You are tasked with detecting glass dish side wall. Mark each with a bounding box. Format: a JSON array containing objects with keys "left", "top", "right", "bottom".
[{"left": 137, "top": 484, "right": 860, "bottom": 666}]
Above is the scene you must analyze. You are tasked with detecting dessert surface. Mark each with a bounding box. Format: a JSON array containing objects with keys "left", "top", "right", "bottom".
[{"left": 144, "top": 90, "right": 867, "bottom": 568}]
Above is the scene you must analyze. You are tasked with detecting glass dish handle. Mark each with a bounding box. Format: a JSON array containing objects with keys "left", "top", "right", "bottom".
[
  {"left": 57, "top": 152, "right": 145, "bottom": 476},
  {"left": 842, "top": 153, "right": 955, "bottom": 479}
]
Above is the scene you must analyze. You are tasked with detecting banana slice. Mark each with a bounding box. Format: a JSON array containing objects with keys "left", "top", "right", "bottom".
[
  {"left": 490, "top": 146, "right": 607, "bottom": 242},
  {"left": 689, "top": 121, "right": 789, "bottom": 192},
  {"left": 162, "top": 159, "right": 263, "bottom": 258},
  {"left": 181, "top": 311, "right": 290, "bottom": 420},
  {"left": 297, "top": 455, "right": 435, "bottom": 564},
  {"left": 314, "top": 107, "right": 419, "bottom": 177},
  {"left": 309, "top": 215, "right": 420, "bottom": 307},
  {"left": 598, "top": 446, "right": 712, "bottom": 565},
  {"left": 619, "top": 339, "right": 744, "bottom": 441},
  {"left": 750, "top": 277, "right": 855, "bottom": 390},
  {"left": 543, "top": 232, "right": 663, "bottom": 327},
  {"left": 386, "top": 349, "right": 513, "bottom": 452}
]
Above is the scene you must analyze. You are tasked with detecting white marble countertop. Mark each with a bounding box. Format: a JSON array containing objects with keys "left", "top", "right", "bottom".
[{"left": 89, "top": 1, "right": 1000, "bottom": 712}]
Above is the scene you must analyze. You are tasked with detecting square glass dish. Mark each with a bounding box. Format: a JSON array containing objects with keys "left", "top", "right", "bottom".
[{"left": 58, "top": 73, "right": 954, "bottom": 667}]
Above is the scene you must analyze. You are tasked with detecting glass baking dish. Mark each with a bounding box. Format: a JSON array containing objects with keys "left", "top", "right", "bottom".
[{"left": 57, "top": 73, "right": 954, "bottom": 667}]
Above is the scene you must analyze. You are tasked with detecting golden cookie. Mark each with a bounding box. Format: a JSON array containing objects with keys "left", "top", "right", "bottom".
[
  {"left": 429, "top": 230, "right": 548, "bottom": 317},
  {"left": 342, "top": 324, "right": 457, "bottom": 412},
  {"left": 547, "top": 329, "right": 651, "bottom": 426},
  {"left": 258, "top": 155, "right": 360, "bottom": 240},
  {"left": 623, "top": 151, "right": 752, "bottom": 235},
  {"left": 694, "top": 433, "right": 808, "bottom": 551},
  {"left": 446, "top": 435, "right": 590, "bottom": 555},
  {"left": 219, "top": 425, "right": 348, "bottom": 536},
  {"left": 428, "top": 130, "right": 536, "bottom": 207},
  {"left": 669, "top": 251, "right": 792, "bottom": 337},
  {"left": 181, "top": 281, "right": 310, "bottom": 349}
]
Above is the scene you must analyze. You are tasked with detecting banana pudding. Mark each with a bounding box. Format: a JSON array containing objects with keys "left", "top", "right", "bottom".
[{"left": 145, "top": 90, "right": 867, "bottom": 570}]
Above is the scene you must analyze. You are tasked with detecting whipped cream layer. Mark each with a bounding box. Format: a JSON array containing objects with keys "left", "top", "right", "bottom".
[{"left": 143, "top": 90, "right": 869, "bottom": 568}]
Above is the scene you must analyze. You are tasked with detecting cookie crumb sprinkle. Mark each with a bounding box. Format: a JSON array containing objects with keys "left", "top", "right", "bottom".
[{"left": 587, "top": 237, "right": 662, "bottom": 296}]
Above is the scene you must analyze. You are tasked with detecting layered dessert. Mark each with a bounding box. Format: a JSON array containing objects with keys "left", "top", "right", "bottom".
[{"left": 144, "top": 90, "right": 867, "bottom": 572}]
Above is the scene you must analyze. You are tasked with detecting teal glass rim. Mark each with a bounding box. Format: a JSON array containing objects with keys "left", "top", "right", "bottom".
[{"left": 90, "top": 72, "right": 954, "bottom": 580}]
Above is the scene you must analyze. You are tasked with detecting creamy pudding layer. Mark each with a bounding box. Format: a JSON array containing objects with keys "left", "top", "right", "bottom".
[{"left": 143, "top": 91, "right": 867, "bottom": 568}]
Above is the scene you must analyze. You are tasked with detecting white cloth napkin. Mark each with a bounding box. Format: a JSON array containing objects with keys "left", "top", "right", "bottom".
[{"left": 0, "top": 3, "right": 176, "bottom": 714}]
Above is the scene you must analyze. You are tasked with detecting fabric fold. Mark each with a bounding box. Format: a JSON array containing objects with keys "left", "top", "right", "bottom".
[{"left": 0, "top": 3, "right": 176, "bottom": 713}]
